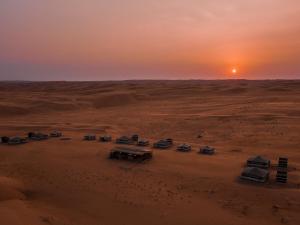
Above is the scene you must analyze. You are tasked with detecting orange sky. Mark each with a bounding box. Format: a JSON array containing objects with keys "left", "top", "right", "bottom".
[{"left": 0, "top": 0, "right": 300, "bottom": 80}]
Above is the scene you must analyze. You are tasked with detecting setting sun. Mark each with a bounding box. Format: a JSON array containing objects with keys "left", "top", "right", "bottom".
[{"left": 232, "top": 68, "right": 237, "bottom": 74}]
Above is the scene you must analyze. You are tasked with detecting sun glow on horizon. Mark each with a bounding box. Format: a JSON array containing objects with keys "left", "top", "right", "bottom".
[{"left": 232, "top": 68, "right": 237, "bottom": 75}]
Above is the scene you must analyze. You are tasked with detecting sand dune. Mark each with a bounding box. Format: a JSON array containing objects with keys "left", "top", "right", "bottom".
[
  {"left": 92, "top": 92, "right": 138, "bottom": 108},
  {"left": 0, "top": 176, "right": 26, "bottom": 201},
  {"left": 0, "top": 80, "right": 300, "bottom": 225},
  {"left": 0, "top": 104, "right": 29, "bottom": 116}
]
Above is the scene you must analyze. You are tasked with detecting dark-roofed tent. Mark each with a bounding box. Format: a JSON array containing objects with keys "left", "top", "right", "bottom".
[
  {"left": 110, "top": 146, "right": 152, "bottom": 162},
  {"left": 116, "top": 136, "right": 134, "bottom": 144},
  {"left": 1, "top": 136, "right": 10, "bottom": 143},
  {"left": 240, "top": 167, "right": 269, "bottom": 183},
  {"left": 247, "top": 156, "right": 270, "bottom": 169}
]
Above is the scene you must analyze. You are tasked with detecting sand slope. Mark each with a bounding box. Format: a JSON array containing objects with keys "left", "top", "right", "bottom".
[{"left": 0, "top": 80, "right": 300, "bottom": 225}]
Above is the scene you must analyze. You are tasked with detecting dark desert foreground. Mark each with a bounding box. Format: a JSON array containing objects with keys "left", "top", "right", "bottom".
[{"left": 0, "top": 80, "right": 300, "bottom": 225}]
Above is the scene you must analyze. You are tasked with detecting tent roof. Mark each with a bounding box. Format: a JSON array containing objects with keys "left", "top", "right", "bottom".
[
  {"left": 242, "top": 167, "right": 269, "bottom": 177},
  {"left": 248, "top": 155, "right": 270, "bottom": 163},
  {"left": 111, "top": 147, "right": 152, "bottom": 155}
]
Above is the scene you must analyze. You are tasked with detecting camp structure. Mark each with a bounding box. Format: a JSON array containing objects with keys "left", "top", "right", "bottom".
[
  {"left": 240, "top": 167, "right": 269, "bottom": 183},
  {"left": 276, "top": 157, "right": 288, "bottom": 183},
  {"left": 28, "top": 132, "right": 49, "bottom": 141},
  {"left": 277, "top": 157, "right": 288, "bottom": 169},
  {"left": 109, "top": 146, "right": 152, "bottom": 162},
  {"left": 137, "top": 139, "right": 150, "bottom": 146},
  {"left": 165, "top": 138, "right": 173, "bottom": 145},
  {"left": 99, "top": 135, "right": 112, "bottom": 142},
  {"left": 246, "top": 155, "right": 270, "bottom": 169},
  {"left": 116, "top": 136, "right": 134, "bottom": 145},
  {"left": 153, "top": 139, "right": 173, "bottom": 149},
  {"left": 1, "top": 136, "right": 10, "bottom": 144},
  {"left": 131, "top": 134, "right": 139, "bottom": 142},
  {"left": 50, "top": 131, "right": 62, "bottom": 137},
  {"left": 83, "top": 134, "right": 96, "bottom": 141},
  {"left": 8, "top": 136, "right": 28, "bottom": 145},
  {"left": 276, "top": 170, "right": 288, "bottom": 183},
  {"left": 199, "top": 146, "right": 215, "bottom": 155},
  {"left": 177, "top": 144, "right": 192, "bottom": 152}
]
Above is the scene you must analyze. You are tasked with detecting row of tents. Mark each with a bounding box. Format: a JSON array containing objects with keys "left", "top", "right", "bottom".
[
  {"left": 1, "top": 131, "right": 290, "bottom": 184},
  {"left": 83, "top": 134, "right": 216, "bottom": 154},
  {"left": 1, "top": 132, "right": 215, "bottom": 155},
  {"left": 0, "top": 131, "right": 62, "bottom": 145}
]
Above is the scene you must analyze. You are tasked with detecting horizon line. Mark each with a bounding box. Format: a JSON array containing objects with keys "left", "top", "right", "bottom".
[{"left": 0, "top": 78, "right": 300, "bottom": 82}]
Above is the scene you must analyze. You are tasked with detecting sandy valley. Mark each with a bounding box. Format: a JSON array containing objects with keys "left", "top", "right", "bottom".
[{"left": 0, "top": 80, "right": 300, "bottom": 225}]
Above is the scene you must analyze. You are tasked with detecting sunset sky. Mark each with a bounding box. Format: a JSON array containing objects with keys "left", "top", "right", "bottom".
[{"left": 0, "top": 0, "right": 300, "bottom": 80}]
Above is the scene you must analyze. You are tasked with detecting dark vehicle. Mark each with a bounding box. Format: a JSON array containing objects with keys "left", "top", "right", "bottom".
[
  {"left": 247, "top": 156, "right": 270, "bottom": 169},
  {"left": 28, "top": 132, "right": 49, "bottom": 141},
  {"left": 50, "top": 131, "right": 62, "bottom": 137},
  {"left": 109, "top": 147, "right": 152, "bottom": 162},
  {"left": 240, "top": 167, "right": 269, "bottom": 183},
  {"left": 99, "top": 135, "right": 112, "bottom": 142},
  {"left": 177, "top": 144, "right": 192, "bottom": 152},
  {"left": 131, "top": 134, "right": 139, "bottom": 142},
  {"left": 137, "top": 139, "right": 150, "bottom": 146},
  {"left": 116, "top": 136, "right": 134, "bottom": 145},
  {"left": 153, "top": 139, "right": 172, "bottom": 149},
  {"left": 84, "top": 134, "right": 96, "bottom": 141},
  {"left": 8, "top": 136, "right": 28, "bottom": 145},
  {"left": 199, "top": 146, "right": 215, "bottom": 155}
]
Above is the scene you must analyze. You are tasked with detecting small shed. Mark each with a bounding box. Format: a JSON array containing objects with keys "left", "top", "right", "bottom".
[
  {"left": 199, "top": 146, "right": 215, "bottom": 155},
  {"left": 1, "top": 136, "right": 10, "bottom": 143},
  {"left": 177, "top": 144, "right": 192, "bottom": 152},
  {"left": 50, "top": 131, "right": 62, "bottom": 137},
  {"left": 28, "top": 132, "right": 49, "bottom": 141},
  {"left": 153, "top": 139, "right": 172, "bottom": 149},
  {"left": 116, "top": 136, "right": 134, "bottom": 145},
  {"left": 165, "top": 138, "right": 173, "bottom": 145},
  {"left": 8, "top": 136, "right": 28, "bottom": 145},
  {"left": 276, "top": 157, "right": 288, "bottom": 183},
  {"left": 137, "top": 139, "right": 149, "bottom": 146},
  {"left": 131, "top": 134, "right": 139, "bottom": 142},
  {"left": 278, "top": 157, "right": 288, "bottom": 169},
  {"left": 99, "top": 135, "right": 112, "bottom": 142},
  {"left": 84, "top": 134, "right": 96, "bottom": 141}
]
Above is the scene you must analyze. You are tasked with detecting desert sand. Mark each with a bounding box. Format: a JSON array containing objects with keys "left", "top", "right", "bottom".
[{"left": 0, "top": 80, "right": 300, "bottom": 225}]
